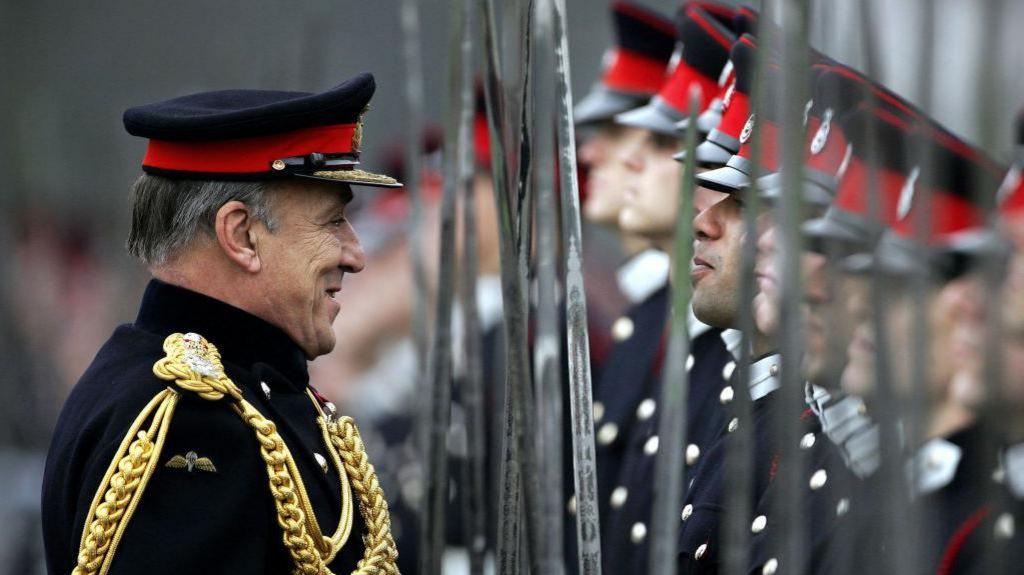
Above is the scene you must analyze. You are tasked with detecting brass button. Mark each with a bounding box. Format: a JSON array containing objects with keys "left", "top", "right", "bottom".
[
  {"left": 836, "top": 498, "right": 850, "bottom": 517},
  {"left": 636, "top": 398, "right": 656, "bottom": 421},
  {"left": 800, "top": 432, "right": 816, "bottom": 450},
  {"left": 751, "top": 515, "right": 767, "bottom": 533},
  {"left": 719, "top": 386, "right": 734, "bottom": 405},
  {"left": 686, "top": 444, "right": 701, "bottom": 465},
  {"left": 995, "top": 513, "right": 1015, "bottom": 539},
  {"left": 630, "top": 522, "right": 647, "bottom": 544},
  {"left": 694, "top": 543, "right": 708, "bottom": 560},
  {"left": 260, "top": 381, "right": 271, "bottom": 399},
  {"left": 610, "top": 486, "right": 628, "bottom": 509},
  {"left": 728, "top": 417, "right": 739, "bottom": 433},
  {"left": 597, "top": 422, "right": 619, "bottom": 446},
  {"left": 272, "top": 159, "right": 287, "bottom": 171},
  {"left": 722, "top": 361, "right": 737, "bottom": 380},
  {"left": 681, "top": 504, "right": 693, "bottom": 521},
  {"left": 809, "top": 469, "right": 828, "bottom": 490},
  {"left": 644, "top": 435, "right": 660, "bottom": 456},
  {"left": 567, "top": 494, "right": 577, "bottom": 515},
  {"left": 593, "top": 401, "right": 605, "bottom": 423},
  {"left": 769, "top": 364, "right": 779, "bottom": 377},
  {"left": 762, "top": 558, "right": 779, "bottom": 575},
  {"left": 686, "top": 354, "right": 695, "bottom": 371},
  {"left": 612, "top": 317, "right": 634, "bottom": 341}
]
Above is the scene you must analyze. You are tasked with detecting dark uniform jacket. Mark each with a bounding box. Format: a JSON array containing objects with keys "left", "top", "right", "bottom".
[
  {"left": 42, "top": 280, "right": 366, "bottom": 574},
  {"left": 600, "top": 325, "right": 731, "bottom": 574}
]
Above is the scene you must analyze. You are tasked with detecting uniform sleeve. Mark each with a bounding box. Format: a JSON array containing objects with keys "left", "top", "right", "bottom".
[{"left": 103, "top": 397, "right": 283, "bottom": 575}]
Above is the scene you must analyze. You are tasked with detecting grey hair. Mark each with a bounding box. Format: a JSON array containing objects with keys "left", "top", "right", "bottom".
[{"left": 126, "top": 174, "right": 279, "bottom": 266}]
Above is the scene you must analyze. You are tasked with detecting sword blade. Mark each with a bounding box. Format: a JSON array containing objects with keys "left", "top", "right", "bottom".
[
  {"left": 552, "top": 0, "right": 602, "bottom": 571},
  {"left": 418, "top": 0, "right": 474, "bottom": 571},
  {"left": 648, "top": 88, "right": 700, "bottom": 575}
]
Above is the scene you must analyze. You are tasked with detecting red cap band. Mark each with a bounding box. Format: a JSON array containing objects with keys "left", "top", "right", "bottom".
[
  {"left": 602, "top": 48, "right": 671, "bottom": 95},
  {"left": 737, "top": 119, "right": 780, "bottom": 172},
  {"left": 143, "top": 124, "right": 357, "bottom": 174},
  {"left": 804, "top": 116, "right": 850, "bottom": 175},
  {"left": 658, "top": 59, "right": 720, "bottom": 115},
  {"left": 833, "top": 158, "right": 908, "bottom": 228},
  {"left": 716, "top": 89, "right": 751, "bottom": 139}
]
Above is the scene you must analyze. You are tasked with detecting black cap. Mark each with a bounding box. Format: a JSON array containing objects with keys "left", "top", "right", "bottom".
[{"left": 123, "top": 73, "right": 401, "bottom": 187}]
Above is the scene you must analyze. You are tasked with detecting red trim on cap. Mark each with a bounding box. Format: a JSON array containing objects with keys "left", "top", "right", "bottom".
[
  {"left": 686, "top": 7, "right": 734, "bottom": 49},
  {"left": 613, "top": 1, "right": 678, "bottom": 37},
  {"left": 690, "top": 1, "right": 737, "bottom": 21},
  {"left": 822, "top": 66, "right": 1001, "bottom": 175},
  {"left": 893, "top": 187, "right": 984, "bottom": 241},
  {"left": 737, "top": 119, "right": 780, "bottom": 172},
  {"left": 833, "top": 158, "right": 909, "bottom": 228},
  {"left": 603, "top": 48, "right": 671, "bottom": 95},
  {"left": 658, "top": 59, "right": 721, "bottom": 115},
  {"left": 474, "top": 113, "right": 491, "bottom": 169},
  {"left": 143, "top": 124, "right": 357, "bottom": 174},
  {"left": 1000, "top": 167, "right": 1024, "bottom": 216},
  {"left": 716, "top": 91, "right": 750, "bottom": 139}
]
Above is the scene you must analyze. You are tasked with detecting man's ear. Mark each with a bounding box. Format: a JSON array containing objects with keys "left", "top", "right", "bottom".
[{"left": 214, "top": 201, "right": 262, "bottom": 273}]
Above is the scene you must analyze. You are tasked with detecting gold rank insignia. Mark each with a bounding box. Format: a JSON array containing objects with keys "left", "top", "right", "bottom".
[{"left": 165, "top": 450, "right": 217, "bottom": 473}]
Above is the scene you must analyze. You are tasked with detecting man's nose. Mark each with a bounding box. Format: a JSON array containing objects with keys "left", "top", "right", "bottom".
[
  {"left": 341, "top": 233, "right": 366, "bottom": 273},
  {"left": 693, "top": 201, "right": 721, "bottom": 241}
]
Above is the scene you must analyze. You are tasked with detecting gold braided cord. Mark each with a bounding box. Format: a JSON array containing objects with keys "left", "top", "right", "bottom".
[
  {"left": 314, "top": 410, "right": 356, "bottom": 564},
  {"left": 73, "top": 387, "right": 180, "bottom": 575},
  {"left": 325, "top": 416, "right": 400, "bottom": 575},
  {"left": 151, "top": 333, "right": 399, "bottom": 574}
]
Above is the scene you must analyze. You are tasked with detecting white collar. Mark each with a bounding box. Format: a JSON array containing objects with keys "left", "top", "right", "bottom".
[
  {"left": 1004, "top": 442, "right": 1024, "bottom": 499},
  {"left": 908, "top": 437, "right": 962, "bottom": 496},
  {"left": 687, "top": 306, "right": 713, "bottom": 340},
  {"left": 748, "top": 353, "right": 782, "bottom": 401},
  {"left": 476, "top": 275, "right": 504, "bottom": 332},
  {"left": 720, "top": 329, "right": 745, "bottom": 361},
  {"left": 616, "top": 249, "right": 670, "bottom": 304}
]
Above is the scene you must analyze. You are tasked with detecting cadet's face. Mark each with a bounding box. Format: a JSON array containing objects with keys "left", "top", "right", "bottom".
[
  {"left": 580, "top": 124, "right": 643, "bottom": 226},
  {"left": 618, "top": 130, "right": 684, "bottom": 238},
  {"left": 805, "top": 263, "right": 861, "bottom": 387},
  {"left": 1002, "top": 248, "right": 1024, "bottom": 407},
  {"left": 842, "top": 277, "right": 970, "bottom": 401},
  {"left": 840, "top": 277, "right": 875, "bottom": 397},
  {"left": 691, "top": 193, "right": 746, "bottom": 328},
  {"left": 257, "top": 181, "right": 365, "bottom": 358},
  {"left": 753, "top": 212, "right": 779, "bottom": 335}
]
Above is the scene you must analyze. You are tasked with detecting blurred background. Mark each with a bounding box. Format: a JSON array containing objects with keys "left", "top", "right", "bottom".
[{"left": 1, "top": 0, "right": 1021, "bottom": 573}]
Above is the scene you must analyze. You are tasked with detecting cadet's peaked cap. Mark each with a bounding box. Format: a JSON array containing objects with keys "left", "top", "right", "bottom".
[
  {"left": 574, "top": 1, "right": 677, "bottom": 126},
  {"left": 123, "top": 72, "right": 402, "bottom": 188},
  {"left": 615, "top": 4, "right": 736, "bottom": 136},
  {"left": 681, "top": 34, "right": 757, "bottom": 168}
]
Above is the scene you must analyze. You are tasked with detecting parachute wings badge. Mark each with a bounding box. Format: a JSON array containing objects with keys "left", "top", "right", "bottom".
[{"left": 166, "top": 450, "right": 217, "bottom": 473}]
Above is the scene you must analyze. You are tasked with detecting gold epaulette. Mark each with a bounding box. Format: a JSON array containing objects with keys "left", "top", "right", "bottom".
[{"left": 72, "top": 332, "right": 398, "bottom": 575}]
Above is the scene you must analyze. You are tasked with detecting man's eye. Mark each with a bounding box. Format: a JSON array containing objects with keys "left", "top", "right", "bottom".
[{"left": 328, "top": 218, "right": 346, "bottom": 227}]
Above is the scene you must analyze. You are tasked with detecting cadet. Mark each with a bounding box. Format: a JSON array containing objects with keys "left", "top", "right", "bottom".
[
  {"left": 605, "top": 3, "right": 740, "bottom": 572},
  {"left": 41, "top": 73, "right": 401, "bottom": 575}
]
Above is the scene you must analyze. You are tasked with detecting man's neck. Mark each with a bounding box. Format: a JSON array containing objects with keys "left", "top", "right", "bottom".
[{"left": 924, "top": 400, "right": 976, "bottom": 442}]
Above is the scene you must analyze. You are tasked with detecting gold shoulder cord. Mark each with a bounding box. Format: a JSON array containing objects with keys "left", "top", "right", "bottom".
[{"left": 72, "top": 333, "right": 399, "bottom": 575}]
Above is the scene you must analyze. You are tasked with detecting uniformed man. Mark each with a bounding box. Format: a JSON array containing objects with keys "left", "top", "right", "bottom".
[
  {"left": 568, "top": 1, "right": 678, "bottom": 564},
  {"left": 41, "top": 73, "right": 402, "bottom": 575},
  {"left": 594, "top": 3, "right": 739, "bottom": 572}
]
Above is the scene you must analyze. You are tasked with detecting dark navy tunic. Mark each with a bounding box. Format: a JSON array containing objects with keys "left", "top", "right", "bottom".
[
  {"left": 600, "top": 324, "right": 731, "bottom": 574},
  {"left": 42, "top": 280, "right": 367, "bottom": 574}
]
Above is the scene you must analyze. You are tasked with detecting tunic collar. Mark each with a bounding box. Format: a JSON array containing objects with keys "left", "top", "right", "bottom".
[
  {"left": 134, "top": 279, "right": 310, "bottom": 390},
  {"left": 616, "top": 249, "right": 670, "bottom": 304}
]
